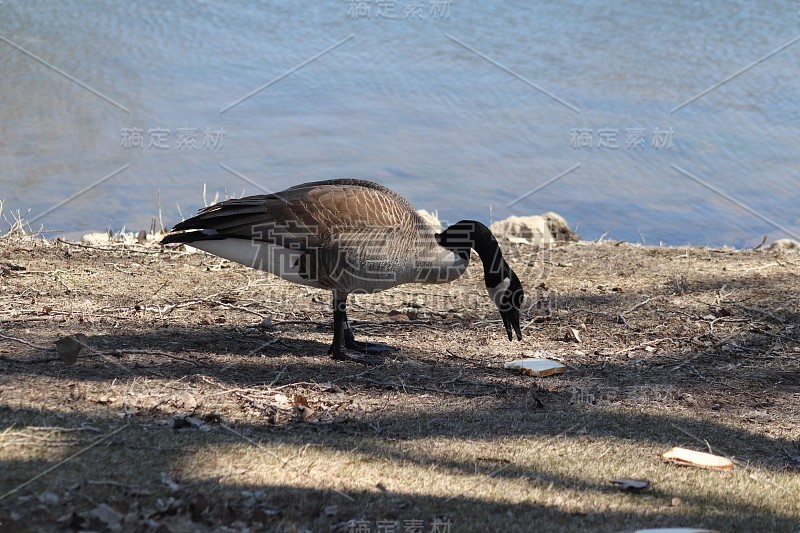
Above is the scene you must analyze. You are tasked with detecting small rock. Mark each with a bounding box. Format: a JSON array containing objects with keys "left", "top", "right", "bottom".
[
  {"left": 490, "top": 213, "right": 578, "bottom": 244},
  {"left": 767, "top": 238, "right": 800, "bottom": 252}
]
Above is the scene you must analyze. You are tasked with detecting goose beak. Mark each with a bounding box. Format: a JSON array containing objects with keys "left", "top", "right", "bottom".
[{"left": 500, "top": 306, "right": 523, "bottom": 341}]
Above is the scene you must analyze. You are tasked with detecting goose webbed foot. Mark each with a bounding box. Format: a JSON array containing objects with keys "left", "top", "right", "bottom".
[
  {"left": 327, "top": 324, "right": 396, "bottom": 366},
  {"left": 343, "top": 327, "right": 398, "bottom": 355}
]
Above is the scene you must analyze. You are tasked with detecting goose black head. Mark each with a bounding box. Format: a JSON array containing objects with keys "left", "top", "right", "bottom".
[
  {"left": 436, "top": 220, "right": 524, "bottom": 341},
  {"left": 434, "top": 222, "right": 473, "bottom": 262}
]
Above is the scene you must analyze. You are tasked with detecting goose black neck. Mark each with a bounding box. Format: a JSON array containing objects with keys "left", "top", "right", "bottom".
[{"left": 439, "top": 220, "right": 507, "bottom": 285}]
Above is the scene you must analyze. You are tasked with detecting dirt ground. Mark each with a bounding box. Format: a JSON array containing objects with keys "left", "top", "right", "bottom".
[{"left": 0, "top": 234, "right": 799, "bottom": 532}]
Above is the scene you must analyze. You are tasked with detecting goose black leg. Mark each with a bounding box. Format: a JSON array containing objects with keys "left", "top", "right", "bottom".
[
  {"left": 330, "top": 293, "right": 346, "bottom": 359},
  {"left": 327, "top": 293, "right": 390, "bottom": 366}
]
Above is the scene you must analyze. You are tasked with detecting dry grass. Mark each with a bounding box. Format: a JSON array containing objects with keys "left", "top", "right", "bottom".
[{"left": 0, "top": 235, "right": 799, "bottom": 532}]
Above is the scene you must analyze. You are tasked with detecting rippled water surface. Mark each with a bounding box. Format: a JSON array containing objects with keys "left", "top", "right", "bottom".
[{"left": 1, "top": 1, "right": 798, "bottom": 246}]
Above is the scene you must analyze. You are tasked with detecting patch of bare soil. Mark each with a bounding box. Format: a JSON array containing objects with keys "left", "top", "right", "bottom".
[{"left": 0, "top": 236, "right": 798, "bottom": 532}]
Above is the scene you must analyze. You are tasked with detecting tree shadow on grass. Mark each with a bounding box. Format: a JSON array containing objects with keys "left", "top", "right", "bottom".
[
  {"left": 0, "top": 316, "right": 797, "bottom": 471},
  {"left": 0, "top": 405, "right": 797, "bottom": 532}
]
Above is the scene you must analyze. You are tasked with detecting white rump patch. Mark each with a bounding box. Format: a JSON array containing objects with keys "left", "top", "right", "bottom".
[{"left": 188, "top": 238, "right": 323, "bottom": 288}]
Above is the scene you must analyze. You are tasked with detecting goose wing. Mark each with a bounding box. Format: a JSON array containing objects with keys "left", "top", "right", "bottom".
[{"left": 164, "top": 179, "right": 423, "bottom": 252}]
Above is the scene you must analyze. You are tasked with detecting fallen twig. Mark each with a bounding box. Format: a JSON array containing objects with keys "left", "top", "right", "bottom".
[
  {"left": 0, "top": 332, "right": 49, "bottom": 350},
  {"left": 736, "top": 303, "right": 784, "bottom": 325},
  {"left": 669, "top": 422, "right": 714, "bottom": 454},
  {"left": 624, "top": 296, "right": 659, "bottom": 315}
]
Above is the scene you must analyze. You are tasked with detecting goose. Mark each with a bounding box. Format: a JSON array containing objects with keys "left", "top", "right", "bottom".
[{"left": 161, "top": 179, "right": 524, "bottom": 365}]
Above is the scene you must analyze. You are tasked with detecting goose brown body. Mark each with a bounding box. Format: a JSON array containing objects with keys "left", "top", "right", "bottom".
[{"left": 163, "top": 179, "right": 467, "bottom": 293}]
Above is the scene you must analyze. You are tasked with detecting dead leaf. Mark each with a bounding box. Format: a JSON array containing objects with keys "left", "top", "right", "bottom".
[
  {"left": 324, "top": 383, "right": 344, "bottom": 394},
  {"left": 56, "top": 333, "right": 89, "bottom": 365},
  {"left": 610, "top": 478, "right": 649, "bottom": 491},
  {"left": 504, "top": 358, "right": 567, "bottom": 377},
  {"left": 662, "top": 447, "right": 733, "bottom": 469},
  {"left": 293, "top": 393, "right": 309, "bottom": 408},
  {"left": 564, "top": 327, "right": 582, "bottom": 343},
  {"left": 68, "top": 383, "right": 86, "bottom": 401},
  {"left": 176, "top": 392, "right": 198, "bottom": 410},
  {"left": 294, "top": 405, "right": 315, "bottom": 420},
  {"left": 94, "top": 395, "right": 112, "bottom": 405},
  {"left": 123, "top": 405, "right": 141, "bottom": 416},
  {"left": 273, "top": 393, "right": 291, "bottom": 408}
]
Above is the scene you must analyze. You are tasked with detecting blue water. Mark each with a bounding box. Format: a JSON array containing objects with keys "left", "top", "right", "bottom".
[{"left": 1, "top": 0, "right": 798, "bottom": 246}]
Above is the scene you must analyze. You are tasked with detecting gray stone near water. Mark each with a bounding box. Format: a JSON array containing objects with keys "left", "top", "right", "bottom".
[{"left": 490, "top": 213, "right": 578, "bottom": 245}]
